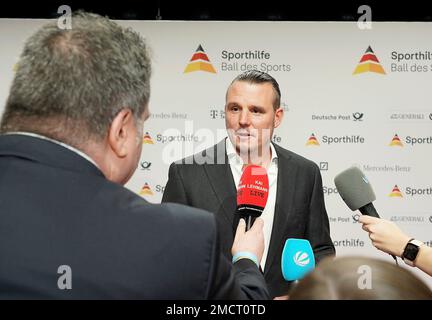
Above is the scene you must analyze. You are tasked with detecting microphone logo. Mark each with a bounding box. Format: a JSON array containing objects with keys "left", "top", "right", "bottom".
[
  {"left": 294, "top": 251, "right": 310, "bottom": 267},
  {"left": 282, "top": 239, "right": 315, "bottom": 281}
]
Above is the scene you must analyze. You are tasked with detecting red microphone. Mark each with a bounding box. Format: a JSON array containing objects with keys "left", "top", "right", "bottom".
[{"left": 236, "top": 165, "right": 269, "bottom": 230}]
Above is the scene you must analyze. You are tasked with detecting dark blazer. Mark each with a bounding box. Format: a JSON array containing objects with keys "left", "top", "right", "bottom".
[
  {"left": 162, "top": 139, "right": 335, "bottom": 298},
  {"left": 0, "top": 134, "right": 269, "bottom": 300}
]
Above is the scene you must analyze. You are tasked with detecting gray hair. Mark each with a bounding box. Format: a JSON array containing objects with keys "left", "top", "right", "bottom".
[
  {"left": 0, "top": 11, "right": 152, "bottom": 146},
  {"left": 228, "top": 70, "right": 281, "bottom": 110},
  {"left": 289, "top": 256, "right": 432, "bottom": 300}
]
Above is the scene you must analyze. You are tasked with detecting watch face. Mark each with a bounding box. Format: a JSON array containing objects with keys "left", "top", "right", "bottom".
[{"left": 404, "top": 243, "right": 419, "bottom": 261}]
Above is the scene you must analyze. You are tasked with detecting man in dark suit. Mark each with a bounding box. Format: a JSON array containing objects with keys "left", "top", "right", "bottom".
[
  {"left": 163, "top": 70, "right": 335, "bottom": 298},
  {"left": 0, "top": 12, "right": 269, "bottom": 299}
]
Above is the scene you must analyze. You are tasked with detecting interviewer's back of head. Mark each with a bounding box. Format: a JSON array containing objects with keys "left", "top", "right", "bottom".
[
  {"left": 289, "top": 256, "right": 432, "bottom": 300},
  {"left": 0, "top": 11, "right": 151, "bottom": 148}
]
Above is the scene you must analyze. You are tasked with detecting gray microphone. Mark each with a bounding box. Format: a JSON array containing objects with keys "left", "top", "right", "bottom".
[
  {"left": 334, "top": 166, "right": 397, "bottom": 262},
  {"left": 334, "top": 166, "right": 379, "bottom": 218}
]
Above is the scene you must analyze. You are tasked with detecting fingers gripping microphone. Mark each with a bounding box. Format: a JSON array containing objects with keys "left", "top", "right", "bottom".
[
  {"left": 281, "top": 239, "right": 315, "bottom": 282},
  {"left": 334, "top": 166, "right": 379, "bottom": 218},
  {"left": 236, "top": 165, "right": 269, "bottom": 231},
  {"left": 334, "top": 167, "right": 397, "bottom": 262}
]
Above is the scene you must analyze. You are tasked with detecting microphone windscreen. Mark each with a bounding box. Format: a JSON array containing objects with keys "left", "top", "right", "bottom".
[
  {"left": 334, "top": 166, "right": 376, "bottom": 211},
  {"left": 281, "top": 239, "right": 315, "bottom": 281},
  {"left": 236, "top": 165, "right": 269, "bottom": 217}
]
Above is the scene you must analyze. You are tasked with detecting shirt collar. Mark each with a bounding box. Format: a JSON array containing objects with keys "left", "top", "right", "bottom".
[
  {"left": 3, "top": 132, "right": 100, "bottom": 169},
  {"left": 225, "top": 137, "right": 278, "bottom": 167}
]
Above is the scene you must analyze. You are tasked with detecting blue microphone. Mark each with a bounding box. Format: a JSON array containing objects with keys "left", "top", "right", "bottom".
[{"left": 281, "top": 239, "right": 315, "bottom": 281}]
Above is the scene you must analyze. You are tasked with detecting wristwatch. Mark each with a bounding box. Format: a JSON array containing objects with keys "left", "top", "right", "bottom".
[{"left": 402, "top": 239, "right": 423, "bottom": 267}]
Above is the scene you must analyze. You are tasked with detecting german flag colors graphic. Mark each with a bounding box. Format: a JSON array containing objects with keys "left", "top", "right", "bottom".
[
  {"left": 306, "top": 133, "right": 320, "bottom": 146},
  {"left": 353, "top": 46, "right": 386, "bottom": 75},
  {"left": 140, "top": 183, "right": 154, "bottom": 196},
  {"left": 389, "top": 185, "right": 403, "bottom": 198},
  {"left": 184, "top": 45, "right": 216, "bottom": 74},
  {"left": 389, "top": 134, "right": 403, "bottom": 147},
  {"left": 143, "top": 132, "right": 154, "bottom": 144}
]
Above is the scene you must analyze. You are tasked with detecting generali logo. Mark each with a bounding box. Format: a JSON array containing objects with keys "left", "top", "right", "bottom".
[
  {"left": 353, "top": 46, "right": 386, "bottom": 75},
  {"left": 184, "top": 44, "right": 216, "bottom": 74}
]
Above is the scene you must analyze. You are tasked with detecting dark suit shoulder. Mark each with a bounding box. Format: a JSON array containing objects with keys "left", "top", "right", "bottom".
[
  {"left": 273, "top": 143, "right": 319, "bottom": 171},
  {"left": 173, "top": 140, "right": 226, "bottom": 167},
  {"left": 158, "top": 202, "right": 216, "bottom": 231},
  {"left": 102, "top": 181, "right": 217, "bottom": 234}
]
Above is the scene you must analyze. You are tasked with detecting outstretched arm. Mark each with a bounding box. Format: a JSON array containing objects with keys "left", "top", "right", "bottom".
[
  {"left": 360, "top": 215, "right": 432, "bottom": 277},
  {"left": 207, "top": 217, "right": 269, "bottom": 299}
]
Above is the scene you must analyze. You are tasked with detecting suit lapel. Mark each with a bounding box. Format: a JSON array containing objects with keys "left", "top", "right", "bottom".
[
  {"left": 201, "top": 140, "right": 298, "bottom": 267},
  {"left": 203, "top": 139, "right": 237, "bottom": 227},
  {"left": 264, "top": 145, "right": 295, "bottom": 275}
]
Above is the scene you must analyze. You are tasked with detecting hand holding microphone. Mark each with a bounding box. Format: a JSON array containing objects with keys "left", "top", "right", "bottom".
[
  {"left": 236, "top": 165, "right": 269, "bottom": 230},
  {"left": 358, "top": 215, "right": 411, "bottom": 258},
  {"left": 230, "top": 165, "right": 269, "bottom": 268},
  {"left": 334, "top": 167, "right": 397, "bottom": 262},
  {"left": 232, "top": 217, "right": 265, "bottom": 266}
]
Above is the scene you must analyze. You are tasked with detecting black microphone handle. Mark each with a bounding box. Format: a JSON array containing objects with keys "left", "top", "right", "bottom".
[
  {"left": 359, "top": 202, "right": 380, "bottom": 218},
  {"left": 287, "top": 280, "right": 300, "bottom": 296},
  {"left": 358, "top": 203, "right": 398, "bottom": 263},
  {"left": 246, "top": 216, "right": 253, "bottom": 231},
  {"left": 237, "top": 204, "right": 264, "bottom": 232}
]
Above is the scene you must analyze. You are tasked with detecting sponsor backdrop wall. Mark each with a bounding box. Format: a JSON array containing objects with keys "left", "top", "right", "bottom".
[{"left": 1, "top": 19, "right": 431, "bottom": 287}]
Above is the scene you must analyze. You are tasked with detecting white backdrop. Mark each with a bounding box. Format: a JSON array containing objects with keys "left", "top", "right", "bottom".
[{"left": 0, "top": 19, "right": 431, "bottom": 288}]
